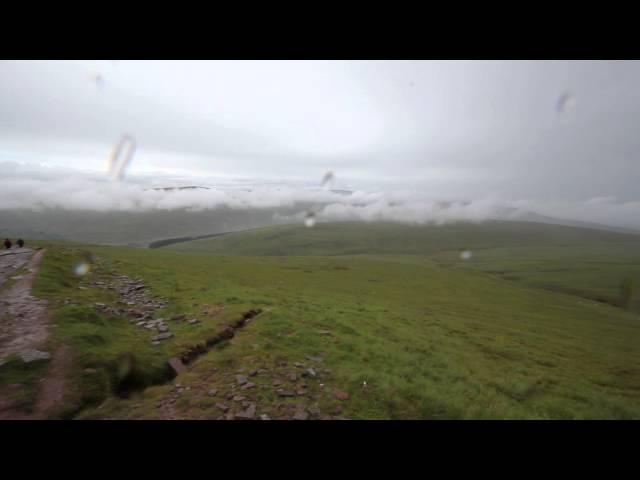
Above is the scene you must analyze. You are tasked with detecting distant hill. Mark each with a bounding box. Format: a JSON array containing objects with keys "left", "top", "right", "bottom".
[
  {"left": 2, "top": 201, "right": 638, "bottom": 247},
  {"left": 146, "top": 186, "right": 211, "bottom": 192},
  {"left": 163, "top": 220, "right": 640, "bottom": 256},
  {"left": 0, "top": 206, "right": 310, "bottom": 246},
  {"left": 496, "top": 207, "right": 640, "bottom": 235}
]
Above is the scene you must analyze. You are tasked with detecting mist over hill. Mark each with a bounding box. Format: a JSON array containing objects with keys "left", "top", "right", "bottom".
[
  {"left": 0, "top": 205, "right": 309, "bottom": 245},
  {"left": 1, "top": 199, "right": 638, "bottom": 247}
]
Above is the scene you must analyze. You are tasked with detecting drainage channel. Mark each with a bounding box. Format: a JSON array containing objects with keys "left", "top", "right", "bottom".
[
  {"left": 111, "top": 308, "right": 262, "bottom": 401},
  {"left": 168, "top": 308, "right": 262, "bottom": 375}
]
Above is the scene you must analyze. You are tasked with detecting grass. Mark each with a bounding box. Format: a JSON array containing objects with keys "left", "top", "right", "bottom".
[
  {"left": 165, "top": 221, "right": 640, "bottom": 256},
  {"left": 21, "top": 222, "right": 640, "bottom": 419},
  {"left": 433, "top": 243, "right": 640, "bottom": 310},
  {"left": 0, "top": 355, "right": 49, "bottom": 413},
  {"left": 31, "top": 246, "right": 175, "bottom": 417}
]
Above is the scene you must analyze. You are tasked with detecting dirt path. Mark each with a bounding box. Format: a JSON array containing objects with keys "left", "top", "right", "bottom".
[
  {"left": 0, "top": 248, "right": 69, "bottom": 419},
  {"left": 0, "top": 248, "right": 35, "bottom": 289},
  {"left": 0, "top": 249, "right": 49, "bottom": 360},
  {"left": 34, "top": 344, "right": 71, "bottom": 417}
]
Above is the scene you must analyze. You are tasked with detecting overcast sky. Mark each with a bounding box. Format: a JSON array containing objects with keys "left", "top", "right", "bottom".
[{"left": 2, "top": 60, "right": 640, "bottom": 228}]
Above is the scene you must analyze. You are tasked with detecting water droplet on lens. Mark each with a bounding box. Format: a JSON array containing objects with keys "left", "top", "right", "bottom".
[
  {"left": 556, "top": 92, "right": 575, "bottom": 114},
  {"left": 73, "top": 262, "right": 91, "bottom": 277},
  {"left": 89, "top": 72, "right": 105, "bottom": 89},
  {"left": 460, "top": 250, "right": 472, "bottom": 260},
  {"left": 320, "top": 171, "right": 335, "bottom": 189},
  {"left": 108, "top": 134, "right": 137, "bottom": 180},
  {"left": 304, "top": 212, "right": 316, "bottom": 228}
]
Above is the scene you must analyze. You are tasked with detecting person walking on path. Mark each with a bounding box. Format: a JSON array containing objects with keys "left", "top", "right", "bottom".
[
  {"left": 3, "top": 239, "right": 12, "bottom": 249},
  {"left": 16, "top": 239, "right": 24, "bottom": 248}
]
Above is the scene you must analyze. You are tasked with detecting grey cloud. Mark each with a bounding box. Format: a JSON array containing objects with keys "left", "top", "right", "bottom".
[{"left": 3, "top": 60, "right": 640, "bottom": 219}]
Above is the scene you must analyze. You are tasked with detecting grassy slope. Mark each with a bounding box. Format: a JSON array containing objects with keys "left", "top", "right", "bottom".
[
  {"left": 26, "top": 220, "right": 640, "bottom": 419},
  {"left": 165, "top": 221, "right": 640, "bottom": 256},
  {"left": 435, "top": 244, "right": 640, "bottom": 309},
  {"left": 168, "top": 221, "right": 640, "bottom": 308}
]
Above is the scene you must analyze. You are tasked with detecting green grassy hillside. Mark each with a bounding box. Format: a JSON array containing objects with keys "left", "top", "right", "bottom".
[
  {"left": 165, "top": 221, "right": 640, "bottom": 256},
  {"left": 24, "top": 221, "right": 640, "bottom": 419}
]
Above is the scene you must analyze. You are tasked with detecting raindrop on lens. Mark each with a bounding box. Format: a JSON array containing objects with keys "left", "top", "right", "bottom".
[
  {"left": 304, "top": 212, "right": 316, "bottom": 228},
  {"left": 320, "top": 171, "right": 334, "bottom": 189},
  {"left": 556, "top": 92, "right": 576, "bottom": 114},
  {"left": 74, "top": 262, "right": 91, "bottom": 277},
  {"left": 460, "top": 250, "right": 472, "bottom": 261}
]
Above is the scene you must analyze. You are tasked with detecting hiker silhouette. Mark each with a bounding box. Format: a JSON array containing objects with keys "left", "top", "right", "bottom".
[
  {"left": 17, "top": 239, "right": 24, "bottom": 248},
  {"left": 4, "top": 238, "right": 12, "bottom": 249}
]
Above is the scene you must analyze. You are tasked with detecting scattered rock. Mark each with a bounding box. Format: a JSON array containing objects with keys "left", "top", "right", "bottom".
[
  {"left": 19, "top": 350, "right": 51, "bottom": 363},
  {"left": 306, "top": 368, "right": 317, "bottom": 377},
  {"left": 216, "top": 403, "right": 229, "bottom": 412},
  {"left": 188, "top": 318, "right": 199, "bottom": 325},
  {"left": 293, "top": 362, "right": 305, "bottom": 368},
  {"left": 151, "top": 332, "right": 173, "bottom": 341},
  {"left": 171, "top": 314, "right": 187, "bottom": 321},
  {"left": 236, "top": 374, "right": 248, "bottom": 385},
  {"left": 249, "top": 369, "right": 258, "bottom": 377},
  {"left": 208, "top": 388, "right": 218, "bottom": 397},
  {"left": 293, "top": 411, "right": 309, "bottom": 420},
  {"left": 287, "top": 373, "right": 298, "bottom": 382},
  {"left": 235, "top": 404, "right": 256, "bottom": 420},
  {"left": 158, "top": 325, "right": 169, "bottom": 333},
  {"left": 273, "top": 379, "right": 283, "bottom": 386},
  {"left": 232, "top": 395, "right": 246, "bottom": 402},
  {"left": 276, "top": 389, "right": 295, "bottom": 397},
  {"left": 305, "top": 355, "right": 323, "bottom": 363},
  {"left": 308, "top": 407, "right": 322, "bottom": 418},
  {"left": 241, "top": 382, "right": 255, "bottom": 391},
  {"left": 259, "top": 414, "right": 271, "bottom": 421},
  {"left": 151, "top": 341, "right": 160, "bottom": 346},
  {"left": 168, "top": 357, "right": 187, "bottom": 375},
  {"left": 335, "top": 391, "right": 350, "bottom": 401},
  {"left": 296, "top": 389, "right": 306, "bottom": 396}
]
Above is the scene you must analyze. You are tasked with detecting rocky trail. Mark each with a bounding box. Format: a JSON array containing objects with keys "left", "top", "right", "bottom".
[
  {"left": 0, "top": 249, "right": 49, "bottom": 363},
  {"left": 0, "top": 248, "right": 68, "bottom": 419}
]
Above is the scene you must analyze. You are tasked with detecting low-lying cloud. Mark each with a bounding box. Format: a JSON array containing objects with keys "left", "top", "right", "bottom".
[{"left": 2, "top": 161, "right": 640, "bottom": 232}]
